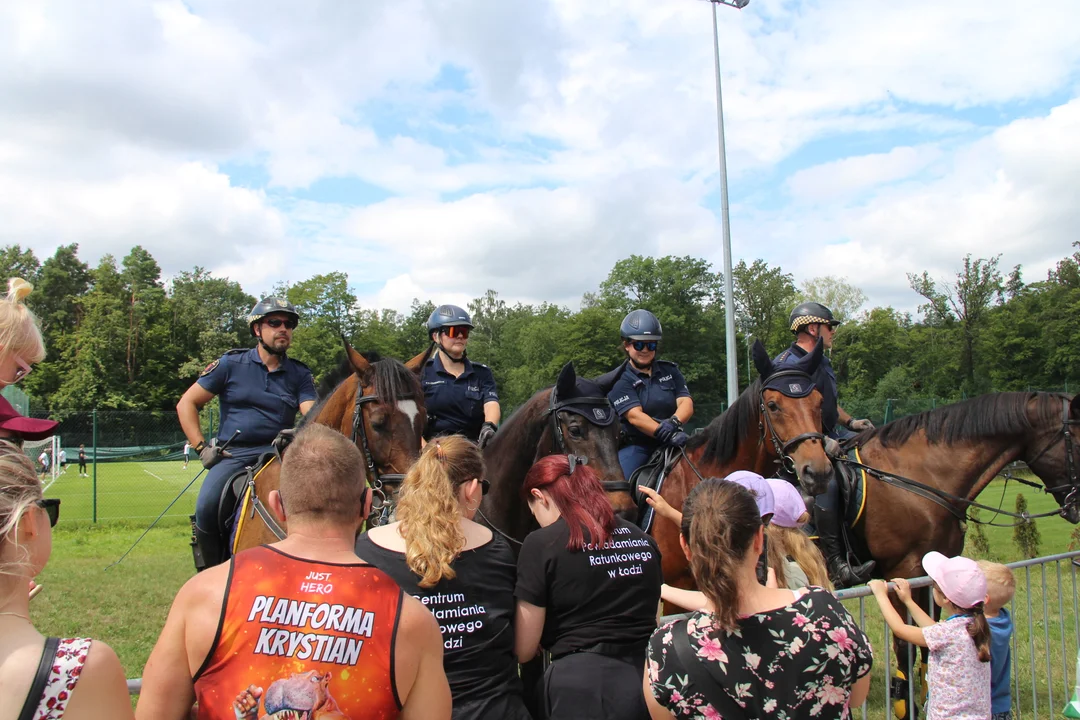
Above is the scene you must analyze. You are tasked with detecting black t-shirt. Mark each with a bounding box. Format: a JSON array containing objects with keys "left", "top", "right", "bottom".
[
  {"left": 355, "top": 532, "right": 530, "bottom": 720},
  {"left": 515, "top": 517, "right": 662, "bottom": 659}
]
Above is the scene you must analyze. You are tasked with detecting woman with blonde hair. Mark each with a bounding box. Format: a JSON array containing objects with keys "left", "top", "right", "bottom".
[
  {"left": 0, "top": 278, "right": 46, "bottom": 387},
  {"left": 1, "top": 441, "right": 134, "bottom": 719},
  {"left": 355, "top": 435, "right": 530, "bottom": 720}
]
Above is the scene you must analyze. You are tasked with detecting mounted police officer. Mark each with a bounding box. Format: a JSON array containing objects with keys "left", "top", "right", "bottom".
[
  {"left": 606, "top": 309, "right": 695, "bottom": 481},
  {"left": 775, "top": 301, "right": 875, "bottom": 587},
  {"left": 177, "top": 296, "right": 316, "bottom": 570},
  {"left": 421, "top": 304, "right": 501, "bottom": 448}
]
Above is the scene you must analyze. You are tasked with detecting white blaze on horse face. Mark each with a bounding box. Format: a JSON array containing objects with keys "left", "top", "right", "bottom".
[{"left": 397, "top": 399, "right": 420, "bottom": 432}]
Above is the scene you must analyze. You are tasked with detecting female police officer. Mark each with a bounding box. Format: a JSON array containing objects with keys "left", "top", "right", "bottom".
[
  {"left": 605, "top": 310, "right": 694, "bottom": 480},
  {"left": 421, "top": 304, "right": 501, "bottom": 448},
  {"left": 177, "top": 296, "right": 316, "bottom": 570}
]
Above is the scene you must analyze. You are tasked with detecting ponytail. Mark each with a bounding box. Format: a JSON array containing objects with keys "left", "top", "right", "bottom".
[
  {"left": 684, "top": 479, "right": 762, "bottom": 632},
  {"left": 965, "top": 602, "right": 991, "bottom": 663},
  {"left": 396, "top": 437, "right": 485, "bottom": 588}
]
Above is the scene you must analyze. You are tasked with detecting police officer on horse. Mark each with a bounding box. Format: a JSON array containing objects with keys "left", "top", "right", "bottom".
[
  {"left": 606, "top": 309, "right": 695, "bottom": 481},
  {"left": 775, "top": 301, "right": 875, "bottom": 587},
  {"left": 177, "top": 296, "right": 316, "bottom": 569},
  {"left": 421, "top": 304, "right": 501, "bottom": 447}
]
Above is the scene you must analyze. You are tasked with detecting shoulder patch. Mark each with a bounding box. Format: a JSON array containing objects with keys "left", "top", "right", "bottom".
[{"left": 200, "top": 359, "right": 220, "bottom": 377}]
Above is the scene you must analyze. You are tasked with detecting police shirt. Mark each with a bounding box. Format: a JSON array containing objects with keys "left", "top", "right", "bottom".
[
  {"left": 775, "top": 343, "right": 839, "bottom": 434},
  {"left": 355, "top": 533, "right": 531, "bottom": 720},
  {"left": 421, "top": 353, "right": 499, "bottom": 441},
  {"left": 197, "top": 348, "right": 316, "bottom": 446},
  {"left": 514, "top": 517, "right": 662, "bottom": 659},
  {"left": 607, "top": 360, "right": 691, "bottom": 446}
]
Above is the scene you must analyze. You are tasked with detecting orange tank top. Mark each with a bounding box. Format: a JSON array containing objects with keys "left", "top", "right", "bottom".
[{"left": 194, "top": 545, "right": 403, "bottom": 720}]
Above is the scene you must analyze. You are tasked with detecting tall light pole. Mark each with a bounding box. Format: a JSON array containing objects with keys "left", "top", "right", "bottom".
[{"left": 707, "top": 0, "right": 747, "bottom": 404}]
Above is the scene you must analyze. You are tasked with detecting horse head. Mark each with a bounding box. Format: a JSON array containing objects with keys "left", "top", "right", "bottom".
[
  {"left": 752, "top": 339, "right": 833, "bottom": 496},
  {"left": 1023, "top": 393, "right": 1080, "bottom": 525}
]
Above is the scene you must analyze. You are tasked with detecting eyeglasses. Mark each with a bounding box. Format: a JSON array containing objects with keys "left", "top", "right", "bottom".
[
  {"left": 35, "top": 498, "right": 60, "bottom": 528},
  {"left": 0, "top": 354, "right": 32, "bottom": 387},
  {"left": 442, "top": 326, "right": 470, "bottom": 340},
  {"left": 264, "top": 318, "right": 298, "bottom": 330},
  {"left": 631, "top": 341, "right": 658, "bottom": 352}
]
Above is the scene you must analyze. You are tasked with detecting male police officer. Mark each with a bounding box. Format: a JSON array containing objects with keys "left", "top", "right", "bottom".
[
  {"left": 177, "top": 297, "right": 316, "bottom": 569},
  {"left": 775, "top": 301, "right": 875, "bottom": 587},
  {"left": 421, "top": 304, "right": 501, "bottom": 447},
  {"left": 606, "top": 309, "right": 695, "bottom": 480}
]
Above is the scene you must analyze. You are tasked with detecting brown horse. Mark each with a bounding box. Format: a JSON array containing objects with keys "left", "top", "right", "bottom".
[
  {"left": 479, "top": 361, "right": 637, "bottom": 544},
  {"left": 231, "top": 342, "right": 428, "bottom": 553},
  {"left": 653, "top": 340, "right": 833, "bottom": 590}
]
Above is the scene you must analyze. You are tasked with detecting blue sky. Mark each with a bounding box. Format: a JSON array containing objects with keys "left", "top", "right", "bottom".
[{"left": 1, "top": 0, "right": 1079, "bottom": 316}]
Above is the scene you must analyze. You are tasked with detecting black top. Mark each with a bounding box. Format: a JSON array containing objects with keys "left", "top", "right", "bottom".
[
  {"left": 776, "top": 343, "right": 839, "bottom": 434},
  {"left": 355, "top": 532, "right": 530, "bottom": 720},
  {"left": 515, "top": 517, "right": 662, "bottom": 659}
]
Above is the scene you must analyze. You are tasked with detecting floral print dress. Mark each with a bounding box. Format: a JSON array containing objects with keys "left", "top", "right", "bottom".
[
  {"left": 648, "top": 587, "right": 873, "bottom": 719},
  {"left": 32, "top": 638, "right": 92, "bottom": 719}
]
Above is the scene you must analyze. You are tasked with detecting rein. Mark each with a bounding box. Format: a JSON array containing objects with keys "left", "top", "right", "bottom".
[{"left": 351, "top": 388, "right": 410, "bottom": 527}]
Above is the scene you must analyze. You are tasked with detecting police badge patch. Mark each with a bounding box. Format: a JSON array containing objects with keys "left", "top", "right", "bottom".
[{"left": 200, "top": 359, "right": 220, "bottom": 377}]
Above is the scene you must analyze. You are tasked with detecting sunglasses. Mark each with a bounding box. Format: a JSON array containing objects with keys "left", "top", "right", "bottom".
[
  {"left": 631, "top": 341, "right": 658, "bottom": 352},
  {"left": 36, "top": 498, "right": 60, "bottom": 528},
  {"left": 480, "top": 479, "right": 490, "bottom": 495},
  {"left": 263, "top": 318, "right": 298, "bottom": 330},
  {"left": 441, "top": 326, "right": 470, "bottom": 340}
]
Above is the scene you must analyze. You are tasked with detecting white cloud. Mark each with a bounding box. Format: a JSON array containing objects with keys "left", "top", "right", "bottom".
[{"left": 786, "top": 146, "right": 943, "bottom": 204}]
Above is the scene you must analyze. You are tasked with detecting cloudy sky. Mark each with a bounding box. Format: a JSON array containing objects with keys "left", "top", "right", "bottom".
[{"left": 3, "top": 0, "right": 1079, "bottom": 314}]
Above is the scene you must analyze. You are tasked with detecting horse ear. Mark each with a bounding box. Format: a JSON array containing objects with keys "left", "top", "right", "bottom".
[
  {"left": 342, "top": 336, "right": 370, "bottom": 376},
  {"left": 405, "top": 345, "right": 432, "bottom": 375},
  {"left": 1071, "top": 393, "right": 1080, "bottom": 419},
  {"left": 804, "top": 338, "right": 824, "bottom": 374},
  {"left": 556, "top": 362, "right": 577, "bottom": 399},
  {"left": 592, "top": 362, "right": 626, "bottom": 394},
  {"left": 752, "top": 339, "right": 773, "bottom": 379}
]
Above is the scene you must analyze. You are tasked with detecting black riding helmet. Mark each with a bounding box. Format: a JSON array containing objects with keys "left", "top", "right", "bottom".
[
  {"left": 247, "top": 297, "right": 300, "bottom": 336},
  {"left": 426, "top": 304, "right": 474, "bottom": 333},
  {"left": 789, "top": 301, "right": 839, "bottom": 334},
  {"left": 620, "top": 309, "right": 662, "bottom": 341}
]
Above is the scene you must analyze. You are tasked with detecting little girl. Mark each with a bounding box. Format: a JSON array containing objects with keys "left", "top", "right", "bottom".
[{"left": 869, "top": 552, "right": 991, "bottom": 720}]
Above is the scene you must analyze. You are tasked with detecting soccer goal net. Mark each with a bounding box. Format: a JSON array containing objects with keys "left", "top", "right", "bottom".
[{"left": 23, "top": 435, "right": 61, "bottom": 489}]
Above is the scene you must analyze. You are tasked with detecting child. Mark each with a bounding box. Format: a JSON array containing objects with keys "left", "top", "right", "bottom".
[
  {"left": 978, "top": 560, "right": 1016, "bottom": 720},
  {"left": 869, "top": 552, "right": 991, "bottom": 720},
  {"left": 765, "top": 478, "right": 832, "bottom": 591}
]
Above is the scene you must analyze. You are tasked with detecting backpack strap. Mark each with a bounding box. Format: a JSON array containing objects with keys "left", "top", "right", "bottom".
[
  {"left": 671, "top": 619, "right": 746, "bottom": 719},
  {"left": 18, "top": 636, "right": 60, "bottom": 720}
]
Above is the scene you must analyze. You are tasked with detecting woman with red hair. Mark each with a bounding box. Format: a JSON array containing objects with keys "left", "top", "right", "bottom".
[{"left": 514, "top": 454, "right": 662, "bottom": 720}]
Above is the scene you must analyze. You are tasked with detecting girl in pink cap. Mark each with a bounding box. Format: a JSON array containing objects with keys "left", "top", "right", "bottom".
[{"left": 869, "top": 552, "right": 992, "bottom": 719}]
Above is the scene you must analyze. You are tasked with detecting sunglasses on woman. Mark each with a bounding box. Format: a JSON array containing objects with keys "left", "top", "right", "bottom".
[
  {"left": 36, "top": 498, "right": 60, "bottom": 528},
  {"left": 442, "top": 326, "right": 470, "bottom": 340},
  {"left": 263, "top": 318, "right": 298, "bottom": 330},
  {"left": 632, "top": 341, "right": 658, "bottom": 352}
]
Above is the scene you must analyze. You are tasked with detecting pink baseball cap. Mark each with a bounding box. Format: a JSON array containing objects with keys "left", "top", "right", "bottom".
[
  {"left": 725, "top": 471, "right": 775, "bottom": 519},
  {"left": 766, "top": 478, "right": 809, "bottom": 528},
  {"left": 922, "top": 551, "right": 987, "bottom": 609}
]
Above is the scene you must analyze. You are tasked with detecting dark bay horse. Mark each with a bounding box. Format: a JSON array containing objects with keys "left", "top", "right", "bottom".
[
  {"left": 232, "top": 342, "right": 428, "bottom": 553},
  {"left": 655, "top": 340, "right": 833, "bottom": 590},
  {"left": 480, "top": 361, "right": 636, "bottom": 544}
]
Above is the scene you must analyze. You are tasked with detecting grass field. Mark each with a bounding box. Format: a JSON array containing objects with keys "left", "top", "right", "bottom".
[{"left": 28, "top": 475, "right": 1080, "bottom": 718}]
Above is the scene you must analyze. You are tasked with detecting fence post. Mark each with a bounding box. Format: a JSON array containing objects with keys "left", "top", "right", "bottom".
[{"left": 92, "top": 408, "right": 98, "bottom": 524}]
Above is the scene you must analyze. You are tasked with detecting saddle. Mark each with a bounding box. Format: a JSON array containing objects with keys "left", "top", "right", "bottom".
[
  {"left": 630, "top": 445, "right": 682, "bottom": 532},
  {"left": 795, "top": 446, "right": 868, "bottom": 536}
]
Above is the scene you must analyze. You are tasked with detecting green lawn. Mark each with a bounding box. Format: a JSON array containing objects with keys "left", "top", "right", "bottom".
[{"left": 30, "top": 474, "right": 1080, "bottom": 718}]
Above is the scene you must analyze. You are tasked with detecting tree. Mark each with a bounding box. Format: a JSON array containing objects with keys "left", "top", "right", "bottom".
[
  {"left": 0, "top": 245, "right": 41, "bottom": 286},
  {"left": 1013, "top": 493, "right": 1041, "bottom": 559},
  {"left": 170, "top": 268, "right": 255, "bottom": 379},
  {"left": 731, "top": 259, "right": 797, "bottom": 353},
  {"left": 799, "top": 276, "right": 867, "bottom": 323}
]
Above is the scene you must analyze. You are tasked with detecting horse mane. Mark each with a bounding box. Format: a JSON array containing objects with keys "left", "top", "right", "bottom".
[
  {"left": 686, "top": 378, "right": 762, "bottom": 465},
  {"left": 490, "top": 385, "right": 550, "bottom": 453},
  {"left": 303, "top": 351, "right": 422, "bottom": 426},
  {"left": 859, "top": 391, "right": 1065, "bottom": 448}
]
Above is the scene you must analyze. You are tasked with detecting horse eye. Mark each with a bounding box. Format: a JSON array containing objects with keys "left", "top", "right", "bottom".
[
  {"left": 370, "top": 409, "right": 389, "bottom": 430},
  {"left": 767, "top": 401, "right": 779, "bottom": 412},
  {"left": 568, "top": 425, "right": 584, "bottom": 439}
]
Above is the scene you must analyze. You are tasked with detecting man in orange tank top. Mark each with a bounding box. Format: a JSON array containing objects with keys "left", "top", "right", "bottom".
[{"left": 136, "top": 424, "right": 451, "bottom": 720}]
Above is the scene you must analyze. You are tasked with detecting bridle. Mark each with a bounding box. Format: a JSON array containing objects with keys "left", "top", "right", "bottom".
[
  {"left": 758, "top": 369, "right": 825, "bottom": 475},
  {"left": 1023, "top": 396, "right": 1080, "bottom": 509},
  {"left": 351, "top": 386, "right": 414, "bottom": 527},
  {"left": 545, "top": 388, "right": 633, "bottom": 494}
]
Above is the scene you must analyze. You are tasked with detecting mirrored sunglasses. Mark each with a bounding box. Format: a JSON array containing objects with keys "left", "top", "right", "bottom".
[
  {"left": 264, "top": 318, "right": 298, "bottom": 329},
  {"left": 632, "top": 340, "right": 658, "bottom": 352},
  {"left": 36, "top": 498, "right": 60, "bottom": 527},
  {"left": 442, "top": 326, "right": 470, "bottom": 339}
]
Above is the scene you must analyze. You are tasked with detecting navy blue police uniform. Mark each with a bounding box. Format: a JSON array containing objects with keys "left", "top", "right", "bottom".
[
  {"left": 193, "top": 347, "right": 316, "bottom": 538},
  {"left": 607, "top": 359, "right": 690, "bottom": 480},
  {"left": 774, "top": 342, "right": 846, "bottom": 439},
  {"left": 421, "top": 352, "right": 499, "bottom": 442}
]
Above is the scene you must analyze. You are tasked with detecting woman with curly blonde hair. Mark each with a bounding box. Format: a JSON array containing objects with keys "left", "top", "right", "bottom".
[
  {"left": 355, "top": 435, "right": 530, "bottom": 720},
  {"left": 0, "top": 278, "right": 46, "bottom": 387}
]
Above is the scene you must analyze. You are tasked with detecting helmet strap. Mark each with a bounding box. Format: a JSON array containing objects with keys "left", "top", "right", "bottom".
[
  {"left": 628, "top": 354, "right": 653, "bottom": 372},
  {"left": 259, "top": 336, "right": 287, "bottom": 357},
  {"left": 437, "top": 338, "right": 466, "bottom": 364}
]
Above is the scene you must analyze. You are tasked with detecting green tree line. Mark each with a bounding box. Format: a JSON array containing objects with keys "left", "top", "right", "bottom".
[{"left": 4, "top": 243, "right": 1079, "bottom": 421}]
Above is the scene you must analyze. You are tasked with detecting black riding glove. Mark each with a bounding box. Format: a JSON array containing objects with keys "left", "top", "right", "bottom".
[
  {"left": 477, "top": 421, "right": 498, "bottom": 450},
  {"left": 668, "top": 430, "right": 689, "bottom": 448},
  {"left": 199, "top": 442, "right": 232, "bottom": 470},
  {"left": 655, "top": 419, "right": 678, "bottom": 443}
]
